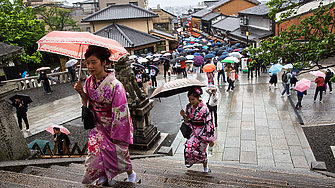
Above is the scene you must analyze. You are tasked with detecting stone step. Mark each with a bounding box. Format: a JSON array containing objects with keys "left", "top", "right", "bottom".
[
  {"left": 0, "top": 170, "right": 85, "bottom": 188},
  {"left": 20, "top": 166, "right": 83, "bottom": 183},
  {"left": 0, "top": 181, "right": 35, "bottom": 188},
  {"left": 132, "top": 157, "right": 335, "bottom": 187},
  {"left": 130, "top": 164, "right": 291, "bottom": 187},
  {"left": 49, "top": 163, "right": 84, "bottom": 174}
]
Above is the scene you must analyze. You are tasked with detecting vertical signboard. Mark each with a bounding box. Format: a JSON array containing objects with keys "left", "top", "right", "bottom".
[{"left": 188, "top": 20, "right": 192, "bottom": 31}]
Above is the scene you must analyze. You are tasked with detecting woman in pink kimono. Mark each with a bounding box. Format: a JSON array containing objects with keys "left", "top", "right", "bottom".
[
  {"left": 74, "top": 45, "right": 138, "bottom": 186},
  {"left": 180, "top": 87, "right": 216, "bottom": 172}
]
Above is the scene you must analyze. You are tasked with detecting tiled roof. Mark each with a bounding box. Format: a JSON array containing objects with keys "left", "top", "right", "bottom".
[
  {"left": 94, "top": 23, "right": 161, "bottom": 48},
  {"left": 212, "top": 16, "right": 240, "bottom": 32},
  {"left": 229, "top": 26, "right": 272, "bottom": 40},
  {"left": 191, "top": 8, "right": 212, "bottom": 18},
  {"left": 0, "top": 42, "right": 24, "bottom": 60},
  {"left": 204, "top": 1, "right": 219, "bottom": 7},
  {"left": 238, "top": 4, "right": 269, "bottom": 16},
  {"left": 201, "top": 12, "right": 222, "bottom": 21},
  {"left": 149, "top": 29, "right": 176, "bottom": 40},
  {"left": 82, "top": 4, "right": 158, "bottom": 22}
]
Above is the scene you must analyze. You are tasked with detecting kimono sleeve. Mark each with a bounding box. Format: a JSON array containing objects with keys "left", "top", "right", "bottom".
[
  {"left": 201, "top": 106, "right": 216, "bottom": 142},
  {"left": 109, "top": 80, "right": 134, "bottom": 145}
]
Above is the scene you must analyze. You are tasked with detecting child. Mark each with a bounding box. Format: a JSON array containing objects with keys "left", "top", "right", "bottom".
[
  {"left": 227, "top": 69, "right": 236, "bottom": 92},
  {"left": 295, "top": 90, "right": 307, "bottom": 109},
  {"left": 136, "top": 71, "right": 143, "bottom": 90}
]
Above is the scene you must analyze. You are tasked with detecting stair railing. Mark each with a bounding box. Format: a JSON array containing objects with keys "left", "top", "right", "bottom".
[{"left": 31, "top": 141, "right": 88, "bottom": 159}]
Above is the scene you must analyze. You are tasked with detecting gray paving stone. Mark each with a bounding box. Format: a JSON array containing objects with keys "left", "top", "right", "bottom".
[
  {"left": 242, "top": 114, "right": 254, "bottom": 122},
  {"left": 266, "top": 113, "right": 280, "bottom": 121},
  {"left": 254, "top": 105, "right": 265, "bottom": 112},
  {"left": 289, "top": 146, "right": 305, "bottom": 156},
  {"left": 240, "top": 151, "right": 257, "bottom": 164},
  {"left": 258, "top": 158, "right": 275, "bottom": 167},
  {"left": 273, "top": 149, "right": 292, "bottom": 163},
  {"left": 282, "top": 125, "right": 296, "bottom": 135},
  {"left": 240, "top": 130, "right": 256, "bottom": 140},
  {"left": 216, "top": 122, "right": 228, "bottom": 132},
  {"left": 265, "top": 107, "right": 277, "bottom": 113},
  {"left": 241, "top": 140, "right": 256, "bottom": 152},
  {"left": 225, "top": 137, "right": 240, "bottom": 148},
  {"left": 255, "top": 126, "right": 269, "bottom": 135},
  {"left": 269, "top": 128, "right": 285, "bottom": 138},
  {"left": 271, "top": 138, "right": 289, "bottom": 150},
  {"left": 291, "top": 156, "right": 309, "bottom": 168},
  {"left": 223, "top": 147, "right": 240, "bottom": 161},
  {"left": 257, "top": 146, "right": 274, "bottom": 159},
  {"left": 255, "top": 119, "right": 268, "bottom": 127},
  {"left": 227, "top": 120, "right": 241, "bottom": 128},
  {"left": 256, "top": 135, "right": 272, "bottom": 147},
  {"left": 275, "top": 162, "right": 294, "bottom": 169},
  {"left": 303, "top": 148, "right": 315, "bottom": 168},
  {"left": 285, "top": 134, "right": 301, "bottom": 146},
  {"left": 229, "top": 112, "right": 242, "bottom": 120},
  {"left": 255, "top": 112, "right": 267, "bottom": 119},
  {"left": 226, "top": 127, "right": 240, "bottom": 137},
  {"left": 267, "top": 120, "right": 283, "bottom": 128},
  {"left": 241, "top": 121, "right": 255, "bottom": 130}
]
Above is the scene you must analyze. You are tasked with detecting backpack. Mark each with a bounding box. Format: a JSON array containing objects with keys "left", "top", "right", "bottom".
[{"left": 282, "top": 72, "right": 288, "bottom": 83}]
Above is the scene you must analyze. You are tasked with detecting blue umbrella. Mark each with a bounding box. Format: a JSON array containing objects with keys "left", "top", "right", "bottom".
[
  {"left": 269, "top": 64, "right": 283, "bottom": 74},
  {"left": 194, "top": 52, "right": 201, "bottom": 56},
  {"left": 201, "top": 49, "right": 209, "bottom": 53},
  {"left": 149, "top": 65, "right": 159, "bottom": 72},
  {"left": 218, "top": 55, "right": 229, "bottom": 60},
  {"left": 177, "top": 48, "right": 184, "bottom": 52},
  {"left": 133, "top": 63, "right": 145, "bottom": 69},
  {"left": 209, "top": 40, "right": 214, "bottom": 42},
  {"left": 160, "top": 57, "right": 170, "bottom": 62},
  {"left": 22, "top": 71, "right": 27, "bottom": 78},
  {"left": 187, "top": 49, "right": 194, "bottom": 52},
  {"left": 204, "top": 54, "right": 215, "bottom": 59},
  {"left": 202, "top": 46, "right": 209, "bottom": 49}
]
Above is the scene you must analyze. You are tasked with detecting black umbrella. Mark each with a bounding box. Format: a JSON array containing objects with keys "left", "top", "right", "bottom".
[
  {"left": 170, "top": 59, "right": 177, "bottom": 64},
  {"left": 133, "top": 63, "right": 145, "bottom": 69},
  {"left": 201, "top": 49, "right": 209, "bottom": 53},
  {"left": 217, "top": 50, "right": 225, "bottom": 56},
  {"left": 149, "top": 65, "right": 159, "bottom": 72},
  {"left": 214, "top": 47, "right": 220, "bottom": 52},
  {"left": 9, "top": 94, "right": 33, "bottom": 104},
  {"left": 176, "top": 57, "right": 187, "bottom": 62}
]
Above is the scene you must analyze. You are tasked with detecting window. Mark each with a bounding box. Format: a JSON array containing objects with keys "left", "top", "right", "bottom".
[
  {"left": 129, "top": 2, "right": 138, "bottom": 6},
  {"left": 157, "top": 46, "right": 166, "bottom": 51},
  {"left": 157, "top": 41, "right": 166, "bottom": 45}
]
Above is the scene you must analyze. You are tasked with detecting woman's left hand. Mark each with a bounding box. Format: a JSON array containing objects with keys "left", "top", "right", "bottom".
[{"left": 209, "top": 141, "right": 214, "bottom": 147}]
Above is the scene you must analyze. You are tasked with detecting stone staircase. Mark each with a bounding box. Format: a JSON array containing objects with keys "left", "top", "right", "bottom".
[{"left": 1, "top": 156, "right": 335, "bottom": 188}]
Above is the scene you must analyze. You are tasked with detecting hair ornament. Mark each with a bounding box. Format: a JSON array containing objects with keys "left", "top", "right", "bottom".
[{"left": 194, "top": 87, "right": 201, "bottom": 94}]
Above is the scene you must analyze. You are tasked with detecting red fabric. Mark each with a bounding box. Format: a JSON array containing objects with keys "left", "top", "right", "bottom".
[
  {"left": 180, "top": 60, "right": 186, "bottom": 69},
  {"left": 315, "top": 77, "right": 325, "bottom": 87}
]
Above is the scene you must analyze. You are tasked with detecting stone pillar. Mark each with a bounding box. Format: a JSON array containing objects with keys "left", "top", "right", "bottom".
[{"left": 0, "top": 83, "right": 30, "bottom": 161}]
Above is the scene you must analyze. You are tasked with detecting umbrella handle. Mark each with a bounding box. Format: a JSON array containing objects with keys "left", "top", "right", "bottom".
[
  {"left": 78, "top": 44, "right": 84, "bottom": 82},
  {"left": 178, "top": 94, "right": 183, "bottom": 110}
]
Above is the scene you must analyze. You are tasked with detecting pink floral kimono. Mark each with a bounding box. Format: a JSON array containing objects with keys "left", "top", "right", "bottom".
[
  {"left": 82, "top": 71, "right": 133, "bottom": 184},
  {"left": 184, "top": 101, "right": 216, "bottom": 166}
]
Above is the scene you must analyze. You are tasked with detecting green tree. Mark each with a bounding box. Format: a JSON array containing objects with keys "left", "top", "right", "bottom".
[
  {"left": 0, "top": 0, "right": 45, "bottom": 64},
  {"left": 245, "top": 1, "right": 335, "bottom": 71},
  {"left": 33, "top": 2, "right": 81, "bottom": 31}
]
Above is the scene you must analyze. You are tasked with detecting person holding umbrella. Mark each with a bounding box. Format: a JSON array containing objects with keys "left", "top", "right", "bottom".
[
  {"left": 314, "top": 75, "right": 325, "bottom": 103},
  {"left": 53, "top": 126, "right": 71, "bottom": 155},
  {"left": 179, "top": 87, "right": 216, "bottom": 172},
  {"left": 294, "top": 79, "right": 311, "bottom": 109},
  {"left": 149, "top": 66, "right": 158, "bottom": 88},
  {"left": 8, "top": 95, "right": 31, "bottom": 132},
  {"left": 74, "top": 45, "right": 139, "bottom": 185}
]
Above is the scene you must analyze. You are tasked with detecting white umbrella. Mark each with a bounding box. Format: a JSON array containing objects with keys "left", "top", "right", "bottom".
[
  {"left": 224, "top": 56, "right": 239, "bottom": 63},
  {"left": 36, "top": 67, "right": 51, "bottom": 72},
  {"left": 186, "top": 60, "right": 194, "bottom": 63},
  {"left": 138, "top": 58, "right": 148, "bottom": 63},
  {"left": 129, "top": 55, "right": 137, "bottom": 59},
  {"left": 283, "top": 64, "right": 293, "bottom": 69},
  {"left": 186, "top": 55, "right": 194, "bottom": 60},
  {"left": 146, "top": 55, "right": 153, "bottom": 59},
  {"left": 163, "top": 53, "right": 171, "bottom": 56},
  {"left": 229, "top": 52, "right": 242, "bottom": 58},
  {"left": 153, "top": 54, "right": 162, "bottom": 57},
  {"left": 65, "top": 59, "right": 78, "bottom": 67}
]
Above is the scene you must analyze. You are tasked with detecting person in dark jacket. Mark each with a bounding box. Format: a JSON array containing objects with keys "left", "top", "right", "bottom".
[
  {"left": 11, "top": 98, "right": 30, "bottom": 132},
  {"left": 53, "top": 127, "right": 71, "bottom": 155},
  {"left": 162, "top": 59, "right": 171, "bottom": 78},
  {"left": 324, "top": 68, "right": 333, "bottom": 94}
]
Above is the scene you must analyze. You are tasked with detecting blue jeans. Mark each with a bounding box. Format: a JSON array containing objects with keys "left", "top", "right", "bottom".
[{"left": 281, "top": 83, "right": 290, "bottom": 95}]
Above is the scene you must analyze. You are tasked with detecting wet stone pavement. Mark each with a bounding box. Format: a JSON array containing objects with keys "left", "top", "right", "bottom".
[{"left": 17, "top": 70, "right": 335, "bottom": 172}]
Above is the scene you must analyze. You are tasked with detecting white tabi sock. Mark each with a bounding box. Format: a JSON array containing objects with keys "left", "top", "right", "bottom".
[
  {"left": 203, "top": 167, "right": 209, "bottom": 172},
  {"left": 127, "top": 171, "right": 136, "bottom": 182},
  {"left": 97, "top": 176, "right": 107, "bottom": 185}
]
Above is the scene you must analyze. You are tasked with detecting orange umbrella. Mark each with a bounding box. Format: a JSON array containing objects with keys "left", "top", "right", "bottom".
[
  {"left": 202, "top": 64, "right": 216, "bottom": 72},
  {"left": 37, "top": 31, "right": 128, "bottom": 61}
]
